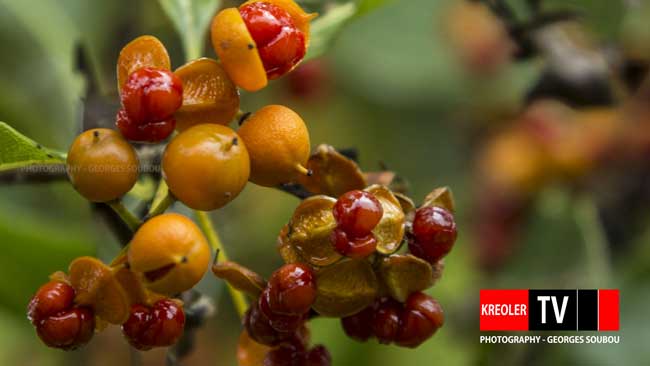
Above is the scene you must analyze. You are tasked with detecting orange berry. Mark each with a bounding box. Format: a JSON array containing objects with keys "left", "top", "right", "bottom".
[
  {"left": 163, "top": 124, "right": 250, "bottom": 210},
  {"left": 66, "top": 128, "right": 139, "bottom": 202},
  {"left": 237, "top": 105, "right": 310, "bottom": 187},
  {"left": 127, "top": 213, "right": 211, "bottom": 296}
]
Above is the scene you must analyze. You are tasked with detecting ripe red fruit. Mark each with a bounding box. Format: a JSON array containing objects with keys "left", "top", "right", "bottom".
[
  {"left": 306, "top": 345, "right": 331, "bottom": 366},
  {"left": 330, "top": 229, "right": 377, "bottom": 259},
  {"left": 27, "top": 281, "right": 75, "bottom": 325},
  {"left": 27, "top": 281, "right": 95, "bottom": 350},
  {"left": 240, "top": 2, "right": 306, "bottom": 79},
  {"left": 121, "top": 299, "right": 185, "bottom": 350},
  {"left": 116, "top": 108, "right": 175, "bottom": 142},
  {"left": 333, "top": 190, "right": 383, "bottom": 237},
  {"left": 395, "top": 292, "right": 444, "bottom": 348},
  {"left": 36, "top": 307, "right": 95, "bottom": 350},
  {"left": 244, "top": 301, "right": 304, "bottom": 346},
  {"left": 120, "top": 67, "right": 183, "bottom": 123},
  {"left": 263, "top": 341, "right": 306, "bottom": 366},
  {"left": 405, "top": 292, "right": 444, "bottom": 329},
  {"left": 372, "top": 298, "right": 401, "bottom": 344},
  {"left": 259, "top": 288, "right": 305, "bottom": 333},
  {"left": 409, "top": 206, "right": 458, "bottom": 263},
  {"left": 341, "top": 305, "right": 375, "bottom": 342},
  {"left": 268, "top": 264, "right": 317, "bottom": 315}
]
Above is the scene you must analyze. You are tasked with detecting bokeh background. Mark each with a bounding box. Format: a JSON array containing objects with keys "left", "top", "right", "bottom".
[{"left": 1, "top": 0, "right": 649, "bottom": 365}]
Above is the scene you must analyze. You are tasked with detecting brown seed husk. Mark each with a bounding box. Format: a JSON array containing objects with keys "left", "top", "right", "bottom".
[
  {"left": 378, "top": 254, "right": 434, "bottom": 302},
  {"left": 364, "top": 185, "right": 405, "bottom": 255},
  {"left": 69, "top": 256, "right": 130, "bottom": 324},
  {"left": 212, "top": 261, "right": 267, "bottom": 298},
  {"left": 285, "top": 196, "right": 342, "bottom": 267},
  {"left": 277, "top": 224, "right": 304, "bottom": 264},
  {"left": 422, "top": 186, "right": 456, "bottom": 212},
  {"left": 312, "top": 259, "right": 378, "bottom": 317},
  {"left": 298, "top": 144, "right": 366, "bottom": 197}
]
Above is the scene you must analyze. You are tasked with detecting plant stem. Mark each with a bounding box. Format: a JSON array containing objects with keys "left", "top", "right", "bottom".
[
  {"left": 194, "top": 210, "right": 249, "bottom": 318},
  {"left": 148, "top": 180, "right": 175, "bottom": 218},
  {"left": 107, "top": 200, "right": 142, "bottom": 232}
]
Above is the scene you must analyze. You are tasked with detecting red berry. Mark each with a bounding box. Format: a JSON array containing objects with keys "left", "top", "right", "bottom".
[
  {"left": 244, "top": 301, "right": 302, "bottom": 346},
  {"left": 333, "top": 190, "right": 383, "bottom": 237},
  {"left": 120, "top": 67, "right": 183, "bottom": 123},
  {"left": 395, "top": 292, "right": 444, "bottom": 348},
  {"left": 306, "top": 345, "right": 331, "bottom": 366},
  {"left": 257, "top": 27, "right": 306, "bottom": 79},
  {"left": 240, "top": 2, "right": 306, "bottom": 79},
  {"left": 405, "top": 292, "right": 444, "bottom": 329},
  {"left": 330, "top": 229, "right": 377, "bottom": 259},
  {"left": 36, "top": 307, "right": 95, "bottom": 350},
  {"left": 116, "top": 109, "right": 175, "bottom": 142},
  {"left": 259, "top": 288, "right": 305, "bottom": 333},
  {"left": 27, "top": 281, "right": 75, "bottom": 325},
  {"left": 341, "top": 305, "right": 375, "bottom": 342},
  {"left": 263, "top": 341, "right": 306, "bottom": 366},
  {"left": 268, "top": 264, "right": 317, "bottom": 315},
  {"left": 372, "top": 298, "right": 401, "bottom": 344},
  {"left": 409, "top": 206, "right": 457, "bottom": 263},
  {"left": 121, "top": 299, "right": 185, "bottom": 350},
  {"left": 395, "top": 309, "right": 436, "bottom": 348}
]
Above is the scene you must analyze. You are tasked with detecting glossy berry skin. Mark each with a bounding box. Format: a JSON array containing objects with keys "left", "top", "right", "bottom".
[
  {"left": 330, "top": 229, "right": 377, "bottom": 259},
  {"left": 240, "top": 2, "right": 306, "bottom": 79},
  {"left": 341, "top": 305, "right": 375, "bottom": 342},
  {"left": 36, "top": 307, "right": 95, "bottom": 350},
  {"left": 409, "top": 206, "right": 458, "bottom": 263},
  {"left": 395, "top": 292, "right": 444, "bottom": 348},
  {"left": 306, "top": 345, "right": 332, "bottom": 366},
  {"left": 268, "top": 264, "right": 317, "bottom": 315},
  {"left": 116, "top": 109, "right": 175, "bottom": 143},
  {"left": 333, "top": 190, "right": 383, "bottom": 237},
  {"left": 243, "top": 303, "right": 301, "bottom": 346},
  {"left": 121, "top": 299, "right": 185, "bottom": 350},
  {"left": 28, "top": 281, "right": 75, "bottom": 325},
  {"left": 259, "top": 288, "right": 305, "bottom": 333},
  {"left": 120, "top": 67, "right": 183, "bottom": 124},
  {"left": 372, "top": 298, "right": 401, "bottom": 344},
  {"left": 27, "top": 281, "right": 95, "bottom": 350},
  {"left": 263, "top": 341, "right": 306, "bottom": 366}
]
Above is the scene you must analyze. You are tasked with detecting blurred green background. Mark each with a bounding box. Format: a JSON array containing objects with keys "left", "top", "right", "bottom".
[{"left": 0, "top": 0, "right": 648, "bottom": 365}]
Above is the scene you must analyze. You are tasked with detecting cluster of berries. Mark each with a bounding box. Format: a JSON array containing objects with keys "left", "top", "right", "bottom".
[
  {"left": 27, "top": 213, "right": 210, "bottom": 351},
  {"left": 327, "top": 190, "right": 456, "bottom": 348},
  {"left": 244, "top": 264, "right": 330, "bottom": 365},
  {"left": 342, "top": 292, "right": 444, "bottom": 348}
]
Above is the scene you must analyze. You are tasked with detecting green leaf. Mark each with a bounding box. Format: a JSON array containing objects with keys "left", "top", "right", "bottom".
[
  {"left": 0, "top": 122, "right": 66, "bottom": 172},
  {"left": 158, "top": 0, "right": 221, "bottom": 61},
  {"left": 306, "top": 2, "right": 357, "bottom": 62}
]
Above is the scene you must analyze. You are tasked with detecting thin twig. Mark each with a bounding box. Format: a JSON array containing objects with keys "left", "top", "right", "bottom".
[
  {"left": 107, "top": 200, "right": 143, "bottom": 232},
  {"left": 194, "top": 210, "right": 249, "bottom": 318},
  {"left": 146, "top": 181, "right": 175, "bottom": 219},
  {"left": 0, "top": 164, "right": 67, "bottom": 184},
  {"left": 277, "top": 183, "right": 314, "bottom": 199}
]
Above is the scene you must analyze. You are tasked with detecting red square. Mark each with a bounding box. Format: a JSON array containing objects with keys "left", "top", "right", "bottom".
[
  {"left": 480, "top": 290, "right": 529, "bottom": 331},
  {"left": 598, "top": 289, "right": 619, "bottom": 331}
]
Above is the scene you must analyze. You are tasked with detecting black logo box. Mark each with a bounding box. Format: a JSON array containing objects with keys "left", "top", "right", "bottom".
[{"left": 528, "top": 290, "right": 598, "bottom": 331}]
